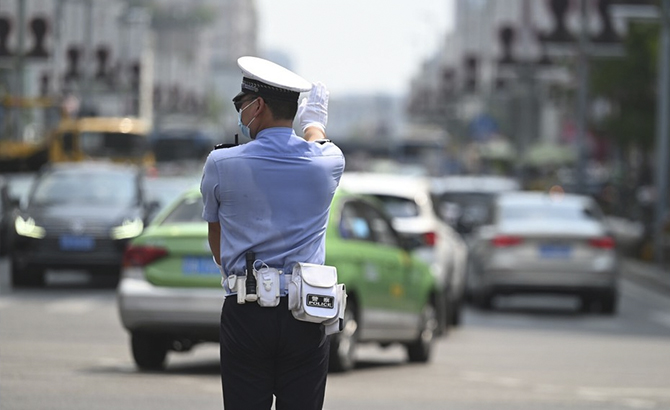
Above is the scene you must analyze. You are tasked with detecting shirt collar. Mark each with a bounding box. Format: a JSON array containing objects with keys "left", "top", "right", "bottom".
[{"left": 256, "top": 127, "right": 294, "bottom": 141}]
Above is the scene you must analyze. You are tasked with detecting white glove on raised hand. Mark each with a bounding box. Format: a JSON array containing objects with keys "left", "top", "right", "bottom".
[{"left": 297, "top": 82, "right": 329, "bottom": 133}]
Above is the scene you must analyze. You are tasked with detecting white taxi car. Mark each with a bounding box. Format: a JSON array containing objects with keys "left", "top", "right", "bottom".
[{"left": 339, "top": 172, "right": 469, "bottom": 330}]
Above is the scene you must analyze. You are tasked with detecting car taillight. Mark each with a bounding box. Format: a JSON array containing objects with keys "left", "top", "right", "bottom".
[
  {"left": 123, "top": 245, "right": 168, "bottom": 267},
  {"left": 424, "top": 231, "right": 437, "bottom": 247},
  {"left": 589, "top": 236, "right": 615, "bottom": 249},
  {"left": 491, "top": 235, "right": 523, "bottom": 247}
]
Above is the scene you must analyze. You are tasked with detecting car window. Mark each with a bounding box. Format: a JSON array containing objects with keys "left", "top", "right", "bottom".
[
  {"left": 436, "top": 192, "right": 494, "bottom": 226},
  {"left": 161, "top": 195, "right": 204, "bottom": 224},
  {"left": 370, "top": 194, "right": 419, "bottom": 218},
  {"left": 359, "top": 202, "right": 400, "bottom": 247},
  {"left": 62, "top": 132, "right": 75, "bottom": 153},
  {"left": 80, "top": 132, "right": 148, "bottom": 157},
  {"left": 339, "top": 202, "right": 372, "bottom": 241},
  {"left": 30, "top": 169, "right": 137, "bottom": 206}
]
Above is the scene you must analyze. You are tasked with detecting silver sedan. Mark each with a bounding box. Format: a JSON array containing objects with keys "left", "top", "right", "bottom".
[{"left": 466, "top": 190, "right": 618, "bottom": 314}]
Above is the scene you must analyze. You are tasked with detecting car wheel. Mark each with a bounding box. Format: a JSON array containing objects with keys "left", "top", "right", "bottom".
[
  {"left": 405, "top": 302, "right": 437, "bottom": 363},
  {"left": 450, "top": 298, "right": 463, "bottom": 326},
  {"left": 328, "top": 300, "right": 359, "bottom": 373},
  {"left": 579, "top": 295, "right": 593, "bottom": 313},
  {"left": 0, "top": 234, "right": 7, "bottom": 257},
  {"left": 90, "top": 267, "right": 121, "bottom": 288},
  {"left": 464, "top": 260, "right": 480, "bottom": 305},
  {"left": 435, "top": 290, "right": 450, "bottom": 336},
  {"left": 131, "top": 332, "right": 168, "bottom": 371},
  {"left": 598, "top": 290, "right": 618, "bottom": 316},
  {"left": 11, "top": 259, "right": 45, "bottom": 288},
  {"left": 474, "top": 290, "right": 494, "bottom": 311}
]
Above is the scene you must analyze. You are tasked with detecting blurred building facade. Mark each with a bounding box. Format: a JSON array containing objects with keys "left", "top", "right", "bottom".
[
  {"left": 408, "top": 0, "right": 657, "bottom": 176},
  {"left": 0, "top": 0, "right": 257, "bottom": 137}
]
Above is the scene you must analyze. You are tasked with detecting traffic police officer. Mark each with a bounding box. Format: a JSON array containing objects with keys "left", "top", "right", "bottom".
[{"left": 200, "top": 56, "right": 345, "bottom": 410}]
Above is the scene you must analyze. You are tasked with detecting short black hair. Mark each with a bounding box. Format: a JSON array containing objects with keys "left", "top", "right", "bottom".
[
  {"left": 234, "top": 92, "right": 297, "bottom": 120},
  {"left": 262, "top": 97, "right": 297, "bottom": 120}
]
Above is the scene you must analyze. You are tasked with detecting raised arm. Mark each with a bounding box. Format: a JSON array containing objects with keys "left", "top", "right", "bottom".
[{"left": 296, "top": 82, "right": 329, "bottom": 142}]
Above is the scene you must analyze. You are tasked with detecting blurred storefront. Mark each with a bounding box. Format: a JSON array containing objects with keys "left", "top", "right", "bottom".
[
  {"left": 408, "top": 0, "right": 658, "bottom": 182},
  {"left": 0, "top": 0, "right": 258, "bottom": 154}
]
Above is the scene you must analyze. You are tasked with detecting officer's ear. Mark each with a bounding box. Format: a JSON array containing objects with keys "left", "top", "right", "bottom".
[
  {"left": 255, "top": 97, "right": 266, "bottom": 113},
  {"left": 256, "top": 97, "right": 273, "bottom": 119}
]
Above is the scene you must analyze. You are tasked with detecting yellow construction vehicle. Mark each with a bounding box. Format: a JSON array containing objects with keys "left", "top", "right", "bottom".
[
  {"left": 1, "top": 94, "right": 154, "bottom": 171},
  {"left": 0, "top": 96, "right": 55, "bottom": 172},
  {"left": 48, "top": 116, "right": 154, "bottom": 167}
]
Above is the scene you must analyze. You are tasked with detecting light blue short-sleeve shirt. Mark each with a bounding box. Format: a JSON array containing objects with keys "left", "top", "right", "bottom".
[{"left": 200, "top": 127, "right": 345, "bottom": 295}]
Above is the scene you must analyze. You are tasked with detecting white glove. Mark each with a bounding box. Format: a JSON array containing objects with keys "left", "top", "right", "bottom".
[{"left": 297, "top": 82, "right": 329, "bottom": 133}]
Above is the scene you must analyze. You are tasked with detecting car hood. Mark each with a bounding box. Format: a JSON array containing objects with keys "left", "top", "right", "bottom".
[{"left": 24, "top": 204, "right": 140, "bottom": 228}]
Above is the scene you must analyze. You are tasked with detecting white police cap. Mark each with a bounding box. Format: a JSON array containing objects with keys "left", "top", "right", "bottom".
[{"left": 234, "top": 56, "right": 312, "bottom": 103}]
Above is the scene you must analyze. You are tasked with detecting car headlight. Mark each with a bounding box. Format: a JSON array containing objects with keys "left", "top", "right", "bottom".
[
  {"left": 15, "top": 216, "right": 46, "bottom": 239},
  {"left": 110, "top": 218, "right": 144, "bottom": 240}
]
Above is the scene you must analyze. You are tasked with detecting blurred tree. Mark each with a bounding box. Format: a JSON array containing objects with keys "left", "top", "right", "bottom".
[{"left": 590, "top": 22, "right": 660, "bottom": 151}]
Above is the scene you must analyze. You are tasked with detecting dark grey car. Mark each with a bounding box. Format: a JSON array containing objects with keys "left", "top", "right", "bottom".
[{"left": 10, "top": 162, "right": 159, "bottom": 287}]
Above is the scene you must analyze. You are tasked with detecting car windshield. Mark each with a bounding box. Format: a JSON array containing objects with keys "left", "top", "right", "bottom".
[
  {"left": 370, "top": 195, "right": 419, "bottom": 218},
  {"left": 437, "top": 192, "right": 493, "bottom": 225},
  {"left": 161, "top": 195, "right": 204, "bottom": 224},
  {"left": 499, "top": 202, "right": 600, "bottom": 222},
  {"left": 30, "top": 169, "right": 136, "bottom": 206},
  {"left": 80, "top": 132, "right": 148, "bottom": 158}
]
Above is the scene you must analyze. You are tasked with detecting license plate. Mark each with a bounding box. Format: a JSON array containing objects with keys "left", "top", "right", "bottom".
[
  {"left": 539, "top": 244, "right": 572, "bottom": 259},
  {"left": 59, "top": 235, "right": 95, "bottom": 251},
  {"left": 182, "top": 256, "right": 220, "bottom": 275}
]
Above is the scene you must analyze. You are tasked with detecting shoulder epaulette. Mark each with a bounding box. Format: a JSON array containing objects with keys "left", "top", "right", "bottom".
[
  {"left": 214, "top": 143, "right": 237, "bottom": 150},
  {"left": 214, "top": 134, "right": 240, "bottom": 150}
]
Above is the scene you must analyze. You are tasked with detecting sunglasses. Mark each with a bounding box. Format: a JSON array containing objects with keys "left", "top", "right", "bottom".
[{"left": 234, "top": 97, "right": 257, "bottom": 113}]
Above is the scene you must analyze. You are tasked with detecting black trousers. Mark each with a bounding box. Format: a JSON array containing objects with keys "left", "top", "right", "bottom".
[{"left": 219, "top": 296, "right": 329, "bottom": 410}]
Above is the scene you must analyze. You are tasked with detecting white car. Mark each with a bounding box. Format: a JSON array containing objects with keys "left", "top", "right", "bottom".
[
  {"left": 466, "top": 191, "right": 619, "bottom": 314},
  {"left": 339, "top": 172, "right": 469, "bottom": 329}
]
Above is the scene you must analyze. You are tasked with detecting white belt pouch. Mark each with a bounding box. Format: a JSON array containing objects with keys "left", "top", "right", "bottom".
[
  {"left": 288, "top": 263, "right": 346, "bottom": 334},
  {"left": 227, "top": 268, "right": 281, "bottom": 307},
  {"left": 256, "top": 266, "right": 281, "bottom": 307}
]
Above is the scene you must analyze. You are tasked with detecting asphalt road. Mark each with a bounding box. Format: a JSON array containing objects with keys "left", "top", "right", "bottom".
[{"left": 1, "top": 259, "right": 670, "bottom": 410}]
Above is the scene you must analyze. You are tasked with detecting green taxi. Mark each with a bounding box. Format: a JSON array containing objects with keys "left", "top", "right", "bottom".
[{"left": 118, "top": 185, "right": 440, "bottom": 372}]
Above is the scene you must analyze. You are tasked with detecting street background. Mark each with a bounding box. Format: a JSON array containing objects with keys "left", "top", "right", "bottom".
[
  {"left": 2, "top": 1, "right": 670, "bottom": 409},
  {"left": 2, "top": 249, "right": 670, "bottom": 410}
]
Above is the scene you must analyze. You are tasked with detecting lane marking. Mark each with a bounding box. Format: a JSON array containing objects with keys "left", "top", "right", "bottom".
[
  {"left": 532, "top": 384, "right": 565, "bottom": 395},
  {"left": 493, "top": 377, "right": 524, "bottom": 388},
  {"left": 650, "top": 312, "right": 670, "bottom": 329},
  {"left": 577, "top": 387, "right": 612, "bottom": 402},
  {"left": 46, "top": 299, "right": 99, "bottom": 314},
  {"left": 461, "top": 372, "right": 666, "bottom": 409},
  {"left": 621, "top": 398, "right": 657, "bottom": 409}
]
